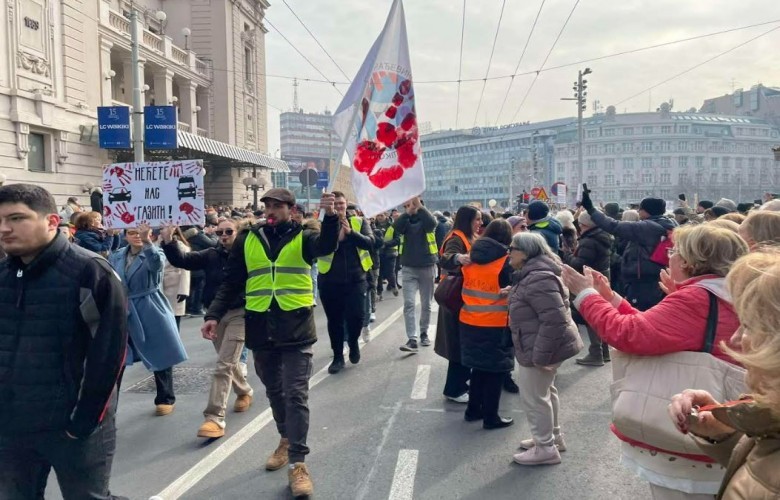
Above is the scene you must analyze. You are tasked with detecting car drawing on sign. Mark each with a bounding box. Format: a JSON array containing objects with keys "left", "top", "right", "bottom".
[
  {"left": 177, "top": 176, "right": 197, "bottom": 200},
  {"left": 108, "top": 187, "right": 132, "bottom": 203}
]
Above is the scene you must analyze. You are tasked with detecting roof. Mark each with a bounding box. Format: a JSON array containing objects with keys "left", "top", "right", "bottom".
[{"left": 177, "top": 131, "right": 289, "bottom": 172}]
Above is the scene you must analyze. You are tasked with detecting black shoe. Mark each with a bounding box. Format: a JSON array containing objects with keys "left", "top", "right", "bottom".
[
  {"left": 328, "top": 357, "right": 345, "bottom": 374},
  {"left": 503, "top": 376, "right": 520, "bottom": 394},
  {"left": 349, "top": 345, "right": 361, "bottom": 364},
  {"left": 483, "top": 416, "right": 514, "bottom": 430},
  {"left": 464, "top": 407, "right": 483, "bottom": 422},
  {"left": 420, "top": 333, "right": 431, "bottom": 347},
  {"left": 603, "top": 351, "right": 611, "bottom": 363},
  {"left": 576, "top": 354, "right": 605, "bottom": 367},
  {"left": 400, "top": 339, "right": 418, "bottom": 353}
]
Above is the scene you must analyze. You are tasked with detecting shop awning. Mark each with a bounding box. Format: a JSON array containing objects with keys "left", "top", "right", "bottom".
[{"left": 177, "top": 131, "right": 289, "bottom": 172}]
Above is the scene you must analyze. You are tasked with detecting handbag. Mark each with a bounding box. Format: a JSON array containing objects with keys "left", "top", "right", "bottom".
[
  {"left": 609, "top": 291, "right": 747, "bottom": 458},
  {"left": 434, "top": 274, "right": 464, "bottom": 313}
]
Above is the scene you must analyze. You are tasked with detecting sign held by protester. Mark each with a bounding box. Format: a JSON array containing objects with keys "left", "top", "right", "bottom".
[{"left": 101, "top": 160, "right": 205, "bottom": 229}]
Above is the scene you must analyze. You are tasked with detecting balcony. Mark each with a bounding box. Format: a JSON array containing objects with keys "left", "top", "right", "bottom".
[{"left": 178, "top": 122, "right": 191, "bottom": 133}]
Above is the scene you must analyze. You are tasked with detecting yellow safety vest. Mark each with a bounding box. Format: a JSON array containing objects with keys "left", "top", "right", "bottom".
[
  {"left": 318, "top": 216, "right": 373, "bottom": 274},
  {"left": 244, "top": 230, "right": 313, "bottom": 312},
  {"left": 399, "top": 231, "right": 437, "bottom": 256}
]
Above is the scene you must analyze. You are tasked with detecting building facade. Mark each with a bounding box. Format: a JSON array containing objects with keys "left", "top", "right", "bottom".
[
  {"left": 0, "top": 0, "right": 284, "bottom": 207},
  {"left": 420, "top": 120, "right": 571, "bottom": 211},
  {"left": 701, "top": 84, "right": 780, "bottom": 127},
  {"left": 553, "top": 105, "right": 780, "bottom": 205}
]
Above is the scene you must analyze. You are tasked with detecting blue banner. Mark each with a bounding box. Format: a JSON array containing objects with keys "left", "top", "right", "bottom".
[
  {"left": 144, "top": 106, "right": 178, "bottom": 149},
  {"left": 316, "top": 170, "right": 329, "bottom": 189},
  {"left": 97, "top": 106, "right": 131, "bottom": 149}
]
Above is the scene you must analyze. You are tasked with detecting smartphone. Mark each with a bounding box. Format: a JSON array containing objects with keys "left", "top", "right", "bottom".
[
  {"left": 582, "top": 183, "right": 589, "bottom": 195},
  {"left": 678, "top": 193, "right": 686, "bottom": 201}
]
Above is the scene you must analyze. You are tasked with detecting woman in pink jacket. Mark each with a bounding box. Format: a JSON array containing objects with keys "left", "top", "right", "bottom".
[{"left": 562, "top": 224, "right": 748, "bottom": 499}]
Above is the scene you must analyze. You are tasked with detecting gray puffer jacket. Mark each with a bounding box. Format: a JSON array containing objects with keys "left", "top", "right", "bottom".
[{"left": 508, "top": 255, "right": 582, "bottom": 368}]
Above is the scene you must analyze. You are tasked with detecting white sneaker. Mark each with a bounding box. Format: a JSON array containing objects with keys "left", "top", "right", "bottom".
[
  {"left": 518, "top": 434, "right": 566, "bottom": 452},
  {"left": 513, "top": 444, "right": 561, "bottom": 466},
  {"left": 361, "top": 326, "right": 371, "bottom": 343},
  {"left": 369, "top": 312, "right": 376, "bottom": 323},
  {"left": 239, "top": 362, "right": 248, "bottom": 378},
  {"left": 445, "top": 393, "right": 469, "bottom": 404}
]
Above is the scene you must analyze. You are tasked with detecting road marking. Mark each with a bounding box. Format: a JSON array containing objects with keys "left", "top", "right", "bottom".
[
  {"left": 154, "top": 304, "right": 406, "bottom": 500},
  {"left": 355, "top": 401, "right": 403, "bottom": 500},
  {"left": 410, "top": 365, "right": 430, "bottom": 400},
  {"left": 388, "top": 449, "right": 419, "bottom": 500}
]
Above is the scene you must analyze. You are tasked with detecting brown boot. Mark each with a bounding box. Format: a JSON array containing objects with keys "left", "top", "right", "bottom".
[
  {"left": 233, "top": 394, "right": 253, "bottom": 413},
  {"left": 265, "top": 438, "right": 290, "bottom": 471},
  {"left": 288, "top": 462, "right": 313, "bottom": 497},
  {"left": 155, "top": 404, "right": 174, "bottom": 416},
  {"left": 197, "top": 420, "right": 225, "bottom": 439}
]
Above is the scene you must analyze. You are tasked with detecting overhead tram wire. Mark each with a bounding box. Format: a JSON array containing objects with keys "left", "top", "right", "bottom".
[
  {"left": 510, "top": 0, "right": 580, "bottom": 123},
  {"left": 455, "top": 0, "right": 467, "bottom": 129},
  {"left": 494, "top": 0, "right": 546, "bottom": 125},
  {"left": 473, "top": 0, "right": 507, "bottom": 127},
  {"left": 264, "top": 17, "right": 344, "bottom": 96},
  {"left": 615, "top": 24, "right": 780, "bottom": 106},
  {"left": 282, "top": 0, "right": 351, "bottom": 81}
]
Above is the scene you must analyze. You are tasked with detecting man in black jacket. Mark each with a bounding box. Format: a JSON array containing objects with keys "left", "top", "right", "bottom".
[
  {"left": 161, "top": 219, "right": 253, "bottom": 439},
  {"left": 0, "top": 184, "right": 127, "bottom": 500},
  {"left": 202, "top": 188, "right": 338, "bottom": 498}
]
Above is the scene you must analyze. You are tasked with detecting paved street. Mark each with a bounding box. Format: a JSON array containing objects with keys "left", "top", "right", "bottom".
[{"left": 49, "top": 295, "right": 648, "bottom": 500}]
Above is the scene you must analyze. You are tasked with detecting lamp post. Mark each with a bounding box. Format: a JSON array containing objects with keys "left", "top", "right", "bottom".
[
  {"left": 242, "top": 168, "right": 264, "bottom": 210},
  {"left": 561, "top": 68, "right": 592, "bottom": 193}
]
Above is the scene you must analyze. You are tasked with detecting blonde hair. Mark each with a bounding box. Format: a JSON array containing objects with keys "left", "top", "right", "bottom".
[
  {"left": 720, "top": 212, "right": 745, "bottom": 224},
  {"left": 555, "top": 210, "right": 575, "bottom": 230},
  {"left": 622, "top": 209, "right": 640, "bottom": 222},
  {"left": 674, "top": 224, "right": 748, "bottom": 277},
  {"left": 741, "top": 211, "right": 780, "bottom": 247},
  {"left": 724, "top": 250, "right": 780, "bottom": 416},
  {"left": 707, "top": 219, "right": 740, "bottom": 234}
]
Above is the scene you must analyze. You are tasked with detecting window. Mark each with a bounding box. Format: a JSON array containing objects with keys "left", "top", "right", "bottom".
[
  {"left": 661, "top": 126, "right": 672, "bottom": 134},
  {"left": 244, "top": 47, "right": 253, "bottom": 79},
  {"left": 605, "top": 174, "right": 615, "bottom": 186},
  {"left": 710, "top": 172, "right": 718, "bottom": 183},
  {"left": 587, "top": 159, "right": 597, "bottom": 170},
  {"left": 711, "top": 158, "right": 719, "bottom": 168},
  {"left": 642, "top": 157, "right": 653, "bottom": 168},
  {"left": 27, "top": 133, "right": 47, "bottom": 172},
  {"left": 695, "top": 141, "right": 705, "bottom": 151},
  {"left": 661, "top": 157, "right": 671, "bottom": 168},
  {"left": 604, "top": 159, "right": 615, "bottom": 169},
  {"left": 678, "top": 141, "right": 688, "bottom": 151},
  {"left": 679, "top": 156, "right": 688, "bottom": 168},
  {"left": 642, "top": 172, "right": 653, "bottom": 183},
  {"left": 678, "top": 125, "right": 689, "bottom": 133},
  {"left": 587, "top": 129, "right": 598, "bottom": 138},
  {"left": 586, "top": 145, "right": 597, "bottom": 155},
  {"left": 661, "top": 141, "right": 671, "bottom": 151},
  {"left": 623, "top": 158, "right": 634, "bottom": 169},
  {"left": 604, "top": 128, "right": 615, "bottom": 137},
  {"left": 622, "top": 142, "right": 633, "bottom": 152},
  {"left": 623, "top": 172, "right": 634, "bottom": 184},
  {"left": 623, "top": 127, "right": 634, "bottom": 135},
  {"left": 748, "top": 158, "right": 756, "bottom": 168},
  {"left": 678, "top": 172, "right": 688, "bottom": 184},
  {"left": 643, "top": 126, "right": 653, "bottom": 134},
  {"left": 642, "top": 141, "right": 653, "bottom": 152},
  {"left": 695, "top": 157, "right": 704, "bottom": 167},
  {"left": 587, "top": 175, "right": 598, "bottom": 185},
  {"left": 721, "top": 172, "right": 730, "bottom": 183},
  {"left": 660, "top": 173, "right": 671, "bottom": 184},
  {"left": 605, "top": 143, "right": 615, "bottom": 154}
]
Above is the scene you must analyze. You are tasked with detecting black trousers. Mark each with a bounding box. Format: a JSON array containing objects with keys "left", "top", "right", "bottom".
[
  {"left": 467, "top": 369, "right": 505, "bottom": 420},
  {"left": 443, "top": 361, "right": 470, "bottom": 398},
  {"left": 319, "top": 280, "right": 367, "bottom": 355},
  {"left": 187, "top": 275, "right": 205, "bottom": 314},
  {"left": 378, "top": 255, "right": 398, "bottom": 293},
  {"left": 586, "top": 325, "right": 610, "bottom": 360},
  {"left": 0, "top": 409, "right": 123, "bottom": 500},
  {"left": 153, "top": 368, "right": 175, "bottom": 405},
  {"left": 254, "top": 348, "right": 314, "bottom": 463}
]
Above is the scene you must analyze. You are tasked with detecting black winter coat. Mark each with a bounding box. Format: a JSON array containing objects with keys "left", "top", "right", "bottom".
[
  {"left": 459, "top": 237, "right": 514, "bottom": 373},
  {"left": 162, "top": 242, "right": 238, "bottom": 310},
  {"left": 563, "top": 227, "right": 613, "bottom": 277},
  {"left": 434, "top": 231, "right": 473, "bottom": 363}
]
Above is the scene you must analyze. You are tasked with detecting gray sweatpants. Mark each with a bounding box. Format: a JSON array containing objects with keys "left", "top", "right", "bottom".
[
  {"left": 517, "top": 365, "right": 561, "bottom": 447},
  {"left": 401, "top": 265, "right": 436, "bottom": 341}
]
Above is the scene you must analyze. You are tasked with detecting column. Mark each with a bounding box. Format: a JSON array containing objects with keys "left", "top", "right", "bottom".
[
  {"left": 180, "top": 81, "right": 198, "bottom": 130},
  {"left": 99, "top": 39, "right": 114, "bottom": 106},
  {"left": 122, "top": 57, "right": 145, "bottom": 108},
  {"left": 153, "top": 68, "right": 175, "bottom": 106},
  {"left": 196, "top": 88, "right": 210, "bottom": 136}
]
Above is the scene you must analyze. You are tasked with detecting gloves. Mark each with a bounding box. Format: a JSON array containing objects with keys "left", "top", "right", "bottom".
[
  {"left": 177, "top": 294, "right": 188, "bottom": 303},
  {"left": 581, "top": 185, "right": 595, "bottom": 214}
]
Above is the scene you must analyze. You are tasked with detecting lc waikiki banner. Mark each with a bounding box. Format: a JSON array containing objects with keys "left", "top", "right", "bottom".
[
  {"left": 101, "top": 160, "right": 205, "bottom": 229},
  {"left": 332, "top": 0, "right": 424, "bottom": 218}
]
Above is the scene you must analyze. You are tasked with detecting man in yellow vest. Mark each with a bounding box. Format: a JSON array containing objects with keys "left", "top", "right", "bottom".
[
  {"left": 317, "top": 191, "right": 375, "bottom": 373},
  {"left": 202, "top": 188, "right": 339, "bottom": 498},
  {"left": 394, "top": 196, "right": 438, "bottom": 352}
]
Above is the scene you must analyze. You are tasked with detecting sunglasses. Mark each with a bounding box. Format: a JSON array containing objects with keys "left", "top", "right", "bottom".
[{"left": 215, "top": 229, "right": 235, "bottom": 236}]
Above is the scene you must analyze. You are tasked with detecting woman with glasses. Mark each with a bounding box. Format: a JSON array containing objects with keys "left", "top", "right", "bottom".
[
  {"left": 108, "top": 223, "right": 188, "bottom": 417},
  {"left": 561, "top": 224, "right": 748, "bottom": 498}
]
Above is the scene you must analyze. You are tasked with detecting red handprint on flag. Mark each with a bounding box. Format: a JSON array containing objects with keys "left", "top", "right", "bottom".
[
  {"left": 109, "top": 165, "right": 132, "bottom": 186},
  {"left": 115, "top": 203, "right": 135, "bottom": 225},
  {"left": 184, "top": 162, "right": 203, "bottom": 176}
]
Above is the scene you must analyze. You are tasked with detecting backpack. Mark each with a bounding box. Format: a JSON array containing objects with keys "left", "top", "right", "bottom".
[{"left": 648, "top": 227, "right": 674, "bottom": 267}]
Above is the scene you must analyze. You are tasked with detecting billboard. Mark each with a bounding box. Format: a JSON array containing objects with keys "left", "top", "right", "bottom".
[{"left": 282, "top": 156, "right": 330, "bottom": 175}]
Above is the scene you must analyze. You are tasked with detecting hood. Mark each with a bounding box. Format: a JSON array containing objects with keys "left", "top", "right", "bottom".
[
  {"left": 581, "top": 227, "right": 613, "bottom": 249},
  {"left": 531, "top": 216, "right": 563, "bottom": 235},
  {"left": 302, "top": 218, "right": 321, "bottom": 231},
  {"left": 649, "top": 215, "right": 678, "bottom": 231},
  {"left": 517, "top": 254, "right": 562, "bottom": 281},
  {"left": 680, "top": 275, "right": 732, "bottom": 303},
  {"left": 470, "top": 236, "right": 509, "bottom": 264},
  {"left": 436, "top": 215, "right": 447, "bottom": 223},
  {"left": 183, "top": 227, "right": 200, "bottom": 239}
]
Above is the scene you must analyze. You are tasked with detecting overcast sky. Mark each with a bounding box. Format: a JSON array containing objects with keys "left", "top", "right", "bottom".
[{"left": 263, "top": 0, "right": 780, "bottom": 154}]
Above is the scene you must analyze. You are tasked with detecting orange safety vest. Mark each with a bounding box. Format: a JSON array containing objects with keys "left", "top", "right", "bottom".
[
  {"left": 439, "top": 229, "right": 472, "bottom": 256},
  {"left": 459, "top": 257, "right": 509, "bottom": 328}
]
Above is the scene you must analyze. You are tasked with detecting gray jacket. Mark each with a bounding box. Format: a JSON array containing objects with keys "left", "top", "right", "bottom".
[
  {"left": 508, "top": 255, "right": 582, "bottom": 367},
  {"left": 393, "top": 207, "right": 438, "bottom": 268}
]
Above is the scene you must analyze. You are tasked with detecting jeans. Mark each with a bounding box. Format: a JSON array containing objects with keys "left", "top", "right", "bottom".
[
  {"left": 319, "top": 280, "right": 367, "bottom": 354},
  {"left": 154, "top": 367, "right": 175, "bottom": 405},
  {"left": 187, "top": 275, "right": 205, "bottom": 314},
  {"left": 401, "top": 266, "right": 436, "bottom": 340},
  {"left": 253, "top": 348, "right": 314, "bottom": 463},
  {"left": 0, "top": 409, "right": 123, "bottom": 500},
  {"left": 378, "top": 255, "right": 398, "bottom": 293},
  {"left": 467, "top": 369, "right": 505, "bottom": 421},
  {"left": 204, "top": 308, "right": 253, "bottom": 426},
  {"left": 517, "top": 365, "right": 560, "bottom": 447},
  {"left": 443, "top": 361, "right": 471, "bottom": 398}
]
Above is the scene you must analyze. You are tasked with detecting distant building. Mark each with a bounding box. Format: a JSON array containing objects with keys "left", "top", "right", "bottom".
[
  {"left": 700, "top": 84, "right": 780, "bottom": 126},
  {"left": 553, "top": 104, "right": 780, "bottom": 205},
  {"left": 420, "top": 120, "right": 571, "bottom": 211}
]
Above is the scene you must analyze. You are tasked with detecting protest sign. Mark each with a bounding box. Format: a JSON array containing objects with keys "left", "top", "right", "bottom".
[{"left": 102, "top": 160, "right": 205, "bottom": 229}]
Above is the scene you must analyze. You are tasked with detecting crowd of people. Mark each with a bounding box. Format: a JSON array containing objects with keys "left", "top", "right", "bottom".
[{"left": 1, "top": 181, "right": 780, "bottom": 499}]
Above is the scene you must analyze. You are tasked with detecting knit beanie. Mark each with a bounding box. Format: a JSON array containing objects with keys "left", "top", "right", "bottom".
[
  {"left": 639, "top": 197, "right": 666, "bottom": 217},
  {"left": 526, "top": 201, "right": 549, "bottom": 223},
  {"left": 715, "top": 198, "right": 737, "bottom": 213}
]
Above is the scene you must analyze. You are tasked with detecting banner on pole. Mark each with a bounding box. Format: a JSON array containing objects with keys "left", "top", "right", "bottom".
[
  {"left": 97, "top": 106, "right": 131, "bottom": 149},
  {"left": 144, "top": 106, "right": 178, "bottom": 149},
  {"left": 102, "top": 160, "right": 205, "bottom": 229}
]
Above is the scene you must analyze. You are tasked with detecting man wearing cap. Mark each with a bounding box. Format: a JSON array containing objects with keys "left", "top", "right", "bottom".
[
  {"left": 581, "top": 188, "right": 677, "bottom": 311},
  {"left": 202, "top": 188, "right": 339, "bottom": 498}
]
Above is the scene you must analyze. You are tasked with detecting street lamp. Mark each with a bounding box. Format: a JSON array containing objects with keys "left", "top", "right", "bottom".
[
  {"left": 182, "top": 27, "right": 191, "bottom": 50},
  {"left": 242, "top": 173, "right": 264, "bottom": 210},
  {"left": 561, "top": 67, "right": 592, "bottom": 195}
]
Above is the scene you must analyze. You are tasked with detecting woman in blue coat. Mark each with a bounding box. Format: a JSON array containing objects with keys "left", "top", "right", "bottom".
[{"left": 109, "top": 223, "right": 188, "bottom": 416}]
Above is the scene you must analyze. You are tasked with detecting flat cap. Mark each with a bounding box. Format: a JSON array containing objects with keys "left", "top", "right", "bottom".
[{"left": 260, "top": 188, "right": 295, "bottom": 205}]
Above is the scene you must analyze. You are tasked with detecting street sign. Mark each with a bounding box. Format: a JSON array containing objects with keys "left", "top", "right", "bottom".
[
  {"left": 551, "top": 182, "right": 565, "bottom": 196},
  {"left": 97, "top": 106, "right": 131, "bottom": 149},
  {"left": 299, "top": 168, "right": 318, "bottom": 187},
  {"left": 316, "top": 171, "right": 329, "bottom": 189},
  {"left": 556, "top": 185, "right": 567, "bottom": 205},
  {"left": 530, "top": 187, "right": 541, "bottom": 198},
  {"left": 144, "top": 106, "right": 178, "bottom": 149},
  {"left": 534, "top": 187, "right": 549, "bottom": 202}
]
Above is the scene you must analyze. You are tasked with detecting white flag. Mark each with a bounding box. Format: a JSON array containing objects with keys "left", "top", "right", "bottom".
[{"left": 332, "top": 0, "right": 424, "bottom": 218}]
